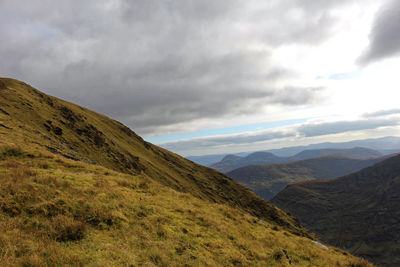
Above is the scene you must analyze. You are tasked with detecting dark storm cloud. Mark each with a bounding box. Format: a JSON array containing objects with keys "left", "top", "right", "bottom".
[
  {"left": 359, "top": 0, "right": 400, "bottom": 65},
  {"left": 0, "top": 0, "right": 357, "bottom": 135},
  {"left": 161, "top": 117, "right": 400, "bottom": 152}
]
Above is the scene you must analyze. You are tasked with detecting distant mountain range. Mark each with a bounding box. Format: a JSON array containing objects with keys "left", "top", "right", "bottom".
[
  {"left": 210, "top": 147, "right": 382, "bottom": 173},
  {"left": 187, "top": 152, "right": 249, "bottom": 166},
  {"left": 186, "top": 136, "right": 400, "bottom": 166},
  {"left": 271, "top": 154, "right": 400, "bottom": 267},
  {"left": 227, "top": 155, "right": 388, "bottom": 200},
  {"left": 267, "top": 136, "right": 400, "bottom": 157}
]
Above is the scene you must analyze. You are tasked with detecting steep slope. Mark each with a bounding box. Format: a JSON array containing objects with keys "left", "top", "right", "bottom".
[
  {"left": 0, "top": 78, "right": 304, "bottom": 233},
  {"left": 271, "top": 155, "right": 400, "bottom": 266},
  {"left": 227, "top": 156, "right": 386, "bottom": 200},
  {"left": 0, "top": 78, "right": 373, "bottom": 265},
  {"left": 292, "top": 147, "right": 382, "bottom": 160}
]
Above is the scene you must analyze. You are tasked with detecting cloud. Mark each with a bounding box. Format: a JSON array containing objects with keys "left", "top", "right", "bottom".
[
  {"left": 160, "top": 117, "right": 400, "bottom": 153},
  {"left": 363, "top": 109, "right": 400, "bottom": 118},
  {"left": 359, "top": 0, "right": 400, "bottom": 65},
  {"left": 160, "top": 129, "right": 296, "bottom": 152},
  {"left": 0, "top": 0, "right": 363, "bottom": 135},
  {"left": 297, "top": 118, "right": 400, "bottom": 137}
]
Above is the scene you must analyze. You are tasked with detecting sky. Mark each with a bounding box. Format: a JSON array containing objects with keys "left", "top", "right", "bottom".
[{"left": 1, "top": 0, "right": 400, "bottom": 156}]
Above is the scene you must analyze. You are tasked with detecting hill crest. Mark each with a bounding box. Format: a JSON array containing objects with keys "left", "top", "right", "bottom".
[{"left": 271, "top": 154, "right": 400, "bottom": 266}]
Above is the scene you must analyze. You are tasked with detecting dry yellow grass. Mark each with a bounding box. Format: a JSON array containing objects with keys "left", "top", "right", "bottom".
[
  {"left": 0, "top": 145, "right": 373, "bottom": 266},
  {"left": 0, "top": 77, "right": 306, "bottom": 236}
]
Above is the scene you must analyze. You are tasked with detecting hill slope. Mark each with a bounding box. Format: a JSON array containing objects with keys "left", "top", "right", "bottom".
[
  {"left": 271, "top": 155, "right": 400, "bottom": 266},
  {"left": 211, "top": 148, "right": 382, "bottom": 173},
  {"left": 0, "top": 78, "right": 373, "bottom": 265},
  {"left": 0, "top": 144, "right": 372, "bottom": 266},
  {"left": 0, "top": 78, "right": 303, "bottom": 232},
  {"left": 227, "top": 156, "right": 386, "bottom": 200}
]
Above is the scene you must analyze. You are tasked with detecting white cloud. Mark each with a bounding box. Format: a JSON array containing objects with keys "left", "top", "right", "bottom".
[{"left": 160, "top": 116, "right": 400, "bottom": 155}]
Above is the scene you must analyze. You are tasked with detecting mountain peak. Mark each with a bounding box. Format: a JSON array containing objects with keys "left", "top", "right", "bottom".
[{"left": 221, "top": 154, "right": 242, "bottom": 162}]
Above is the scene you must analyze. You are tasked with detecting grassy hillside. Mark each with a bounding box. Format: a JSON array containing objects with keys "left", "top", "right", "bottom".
[
  {"left": 0, "top": 78, "right": 303, "bottom": 234},
  {"left": 227, "top": 156, "right": 385, "bottom": 200},
  {"left": 0, "top": 144, "right": 372, "bottom": 266},
  {"left": 0, "top": 78, "right": 372, "bottom": 266},
  {"left": 271, "top": 155, "right": 400, "bottom": 266}
]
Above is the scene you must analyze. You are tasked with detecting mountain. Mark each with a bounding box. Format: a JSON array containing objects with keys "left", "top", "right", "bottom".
[
  {"left": 267, "top": 136, "right": 400, "bottom": 157},
  {"left": 211, "top": 147, "right": 382, "bottom": 173},
  {"left": 186, "top": 153, "right": 229, "bottom": 166},
  {"left": 186, "top": 136, "right": 400, "bottom": 167},
  {"left": 227, "top": 155, "right": 387, "bottom": 200},
  {"left": 0, "top": 78, "right": 372, "bottom": 265},
  {"left": 211, "top": 152, "right": 287, "bottom": 173},
  {"left": 271, "top": 154, "right": 400, "bottom": 266},
  {"left": 187, "top": 152, "right": 250, "bottom": 166},
  {"left": 293, "top": 147, "right": 382, "bottom": 160}
]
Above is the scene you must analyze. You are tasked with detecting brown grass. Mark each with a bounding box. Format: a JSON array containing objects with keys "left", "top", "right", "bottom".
[{"left": 0, "top": 146, "right": 374, "bottom": 266}]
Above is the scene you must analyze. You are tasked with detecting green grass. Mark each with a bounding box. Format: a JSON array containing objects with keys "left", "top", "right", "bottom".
[
  {"left": 0, "top": 77, "right": 305, "bottom": 236},
  {"left": 0, "top": 145, "right": 373, "bottom": 266}
]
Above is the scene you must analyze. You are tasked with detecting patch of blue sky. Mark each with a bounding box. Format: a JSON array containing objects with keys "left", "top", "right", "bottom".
[
  {"left": 144, "top": 118, "right": 309, "bottom": 143},
  {"left": 37, "top": 23, "right": 60, "bottom": 38},
  {"left": 316, "top": 71, "right": 361, "bottom": 80}
]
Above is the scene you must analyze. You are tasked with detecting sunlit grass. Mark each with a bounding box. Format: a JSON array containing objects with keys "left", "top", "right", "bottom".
[{"left": 0, "top": 145, "right": 373, "bottom": 266}]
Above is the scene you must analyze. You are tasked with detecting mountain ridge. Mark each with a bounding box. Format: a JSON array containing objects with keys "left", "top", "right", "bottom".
[
  {"left": 271, "top": 154, "right": 400, "bottom": 266},
  {"left": 0, "top": 77, "right": 306, "bottom": 232},
  {"left": 227, "top": 155, "right": 387, "bottom": 200},
  {"left": 186, "top": 136, "right": 400, "bottom": 166},
  {"left": 211, "top": 147, "right": 382, "bottom": 173}
]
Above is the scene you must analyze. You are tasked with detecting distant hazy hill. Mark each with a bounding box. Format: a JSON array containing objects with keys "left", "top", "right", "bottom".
[
  {"left": 186, "top": 136, "right": 400, "bottom": 166},
  {"left": 0, "top": 78, "right": 372, "bottom": 266},
  {"left": 267, "top": 136, "right": 400, "bottom": 157},
  {"left": 293, "top": 147, "right": 382, "bottom": 160},
  {"left": 186, "top": 153, "right": 228, "bottom": 166},
  {"left": 211, "top": 147, "right": 382, "bottom": 173},
  {"left": 227, "top": 155, "right": 386, "bottom": 200},
  {"left": 271, "top": 154, "right": 400, "bottom": 266}
]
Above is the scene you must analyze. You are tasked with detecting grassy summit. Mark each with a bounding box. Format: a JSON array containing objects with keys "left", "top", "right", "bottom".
[{"left": 0, "top": 78, "right": 372, "bottom": 266}]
